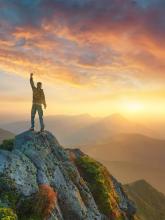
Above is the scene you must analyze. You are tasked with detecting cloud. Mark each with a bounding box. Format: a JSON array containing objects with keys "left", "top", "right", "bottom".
[{"left": 0, "top": 0, "right": 164, "bottom": 89}]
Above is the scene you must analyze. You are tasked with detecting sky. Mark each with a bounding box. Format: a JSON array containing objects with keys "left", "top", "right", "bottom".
[{"left": 0, "top": 0, "right": 165, "bottom": 122}]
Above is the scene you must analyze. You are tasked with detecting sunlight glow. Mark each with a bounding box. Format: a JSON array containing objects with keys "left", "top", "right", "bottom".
[{"left": 121, "top": 100, "right": 144, "bottom": 114}]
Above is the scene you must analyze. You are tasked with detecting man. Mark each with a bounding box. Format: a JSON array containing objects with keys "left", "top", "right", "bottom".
[{"left": 30, "top": 73, "right": 47, "bottom": 132}]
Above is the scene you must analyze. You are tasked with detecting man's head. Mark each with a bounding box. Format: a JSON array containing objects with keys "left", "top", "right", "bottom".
[{"left": 37, "top": 82, "right": 42, "bottom": 89}]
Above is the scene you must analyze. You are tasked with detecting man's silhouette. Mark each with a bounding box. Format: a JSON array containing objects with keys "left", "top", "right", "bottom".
[{"left": 30, "top": 73, "right": 46, "bottom": 132}]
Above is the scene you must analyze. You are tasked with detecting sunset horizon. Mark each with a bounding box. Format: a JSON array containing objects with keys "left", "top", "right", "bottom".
[{"left": 0, "top": 0, "right": 165, "bottom": 124}]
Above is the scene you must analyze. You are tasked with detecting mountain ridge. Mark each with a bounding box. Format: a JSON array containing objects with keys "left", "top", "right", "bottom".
[
  {"left": 0, "top": 128, "right": 15, "bottom": 144},
  {"left": 124, "top": 179, "right": 165, "bottom": 220},
  {"left": 1, "top": 113, "right": 158, "bottom": 146},
  {"left": 81, "top": 132, "right": 165, "bottom": 194}
]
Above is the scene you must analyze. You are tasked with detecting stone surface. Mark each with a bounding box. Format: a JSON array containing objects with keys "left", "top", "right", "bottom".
[{"left": 0, "top": 130, "right": 136, "bottom": 220}]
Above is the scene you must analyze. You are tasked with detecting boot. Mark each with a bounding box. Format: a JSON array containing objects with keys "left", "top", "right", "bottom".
[
  {"left": 29, "top": 128, "right": 34, "bottom": 131},
  {"left": 40, "top": 127, "right": 44, "bottom": 132}
]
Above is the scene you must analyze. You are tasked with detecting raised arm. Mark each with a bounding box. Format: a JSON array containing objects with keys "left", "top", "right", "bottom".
[{"left": 30, "top": 73, "right": 35, "bottom": 90}]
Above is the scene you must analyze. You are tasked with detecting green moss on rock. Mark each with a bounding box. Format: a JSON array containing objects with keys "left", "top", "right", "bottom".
[
  {"left": 75, "top": 155, "right": 126, "bottom": 219},
  {"left": 0, "top": 207, "right": 17, "bottom": 220},
  {"left": 0, "top": 192, "right": 20, "bottom": 210},
  {"left": 17, "top": 196, "right": 42, "bottom": 220},
  {"left": 0, "top": 177, "right": 16, "bottom": 190},
  {"left": 0, "top": 139, "right": 14, "bottom": 151},
  {"left": 76, "top": 156, "right": 113, "bottom": 216},
  {"left": 0, "top": 176, "right": 20, "bottom": 209}
]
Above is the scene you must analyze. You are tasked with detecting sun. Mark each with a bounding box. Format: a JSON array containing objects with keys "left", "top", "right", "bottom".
[{"left": 121, "top": 100, "right": 144, "bottom": 114}]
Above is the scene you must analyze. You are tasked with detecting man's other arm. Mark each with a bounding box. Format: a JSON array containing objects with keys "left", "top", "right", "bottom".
[
  {"left": 30, "top": 73, "right": 35, "bottom": 90},
  {"left": 42, "top": 91, "right": 47, "bottom": 109}
]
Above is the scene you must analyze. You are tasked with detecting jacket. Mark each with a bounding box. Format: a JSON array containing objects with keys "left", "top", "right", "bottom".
[{"left": 30, "top": 77, "right": 46, "bottom": 106}]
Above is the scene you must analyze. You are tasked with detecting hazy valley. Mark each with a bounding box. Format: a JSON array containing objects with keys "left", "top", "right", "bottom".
[{"left": 1, "top": 113, "right": 165, "bottom": 194}]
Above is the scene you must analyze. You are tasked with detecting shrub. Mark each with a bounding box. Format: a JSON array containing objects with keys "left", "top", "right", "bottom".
[
  {"left": 18, "top": 184, "right": 57, "bottom": 220},
  {"left": 34, "top": 184, "right": 57, "bottom": 219},
  {"left": 0, "top": 207, "right": 17, "bottom": 220},
  {"left": 0, "top": 139, "right": 14, "bottom": 151}
]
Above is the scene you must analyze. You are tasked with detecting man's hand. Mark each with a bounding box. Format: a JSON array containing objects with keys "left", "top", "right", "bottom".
[
  {"left": 44, "top": 104, "right": 47, "bottom": 109},
  {"left": 30, "top": 73, "right": 33, "bottom": 77}
]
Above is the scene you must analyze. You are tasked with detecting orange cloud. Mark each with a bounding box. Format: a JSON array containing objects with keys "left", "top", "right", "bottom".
[{"left": 0, "top": 0, "right": 165, "bottom": 92}]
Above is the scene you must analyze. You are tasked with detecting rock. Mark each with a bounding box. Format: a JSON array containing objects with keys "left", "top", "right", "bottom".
[
  {"left": 0, "top": 149, "right": 38, "bottom": 196},
  {"left": 0, "top": 130, "right": 136, "bottom": 220}
]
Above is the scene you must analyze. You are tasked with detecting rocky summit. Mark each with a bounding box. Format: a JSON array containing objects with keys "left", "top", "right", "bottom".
[{"left": 0, "top": 130, "right": 136, "bottom": 220}]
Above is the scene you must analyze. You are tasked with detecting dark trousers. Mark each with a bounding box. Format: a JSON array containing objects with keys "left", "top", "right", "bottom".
[{"left": 31, "top": 104, "right": 44, "bottom": 129}]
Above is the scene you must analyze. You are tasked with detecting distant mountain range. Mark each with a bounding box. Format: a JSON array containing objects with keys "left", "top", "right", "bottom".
[
  {"left": 0, "top": 114, "right": 98, "bottom": 143},
  {"left": 81, "top": 133, "right": 165, "bottom": 194},
  {"left": 125, "top": 180, "right": 165, "bottom": 220},
  {"left": 81, "top": 133, "right": 165, "bottom": 166},
  {"left": 1, "top": 113, "right": 158, "bottom": 146},
  {"left": 68, "top": 114, "right": 158, "bottom": 146},
  {"left": 1, "top": 113, "right": 165, "bottom": 194},
  {"left": 0, "top": 128, "right": 15, "bottom": 144}
]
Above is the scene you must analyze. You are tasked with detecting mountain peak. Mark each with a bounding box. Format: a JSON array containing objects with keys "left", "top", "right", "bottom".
[
  {"left": 132, "top": 179, "right": 149, "bottom": 186},
  {"left": 105, "top": 113, "right": 129, "bottom": 122},
  {"left": 0, "top": 130, "right": 136, "bottom": 220}
]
